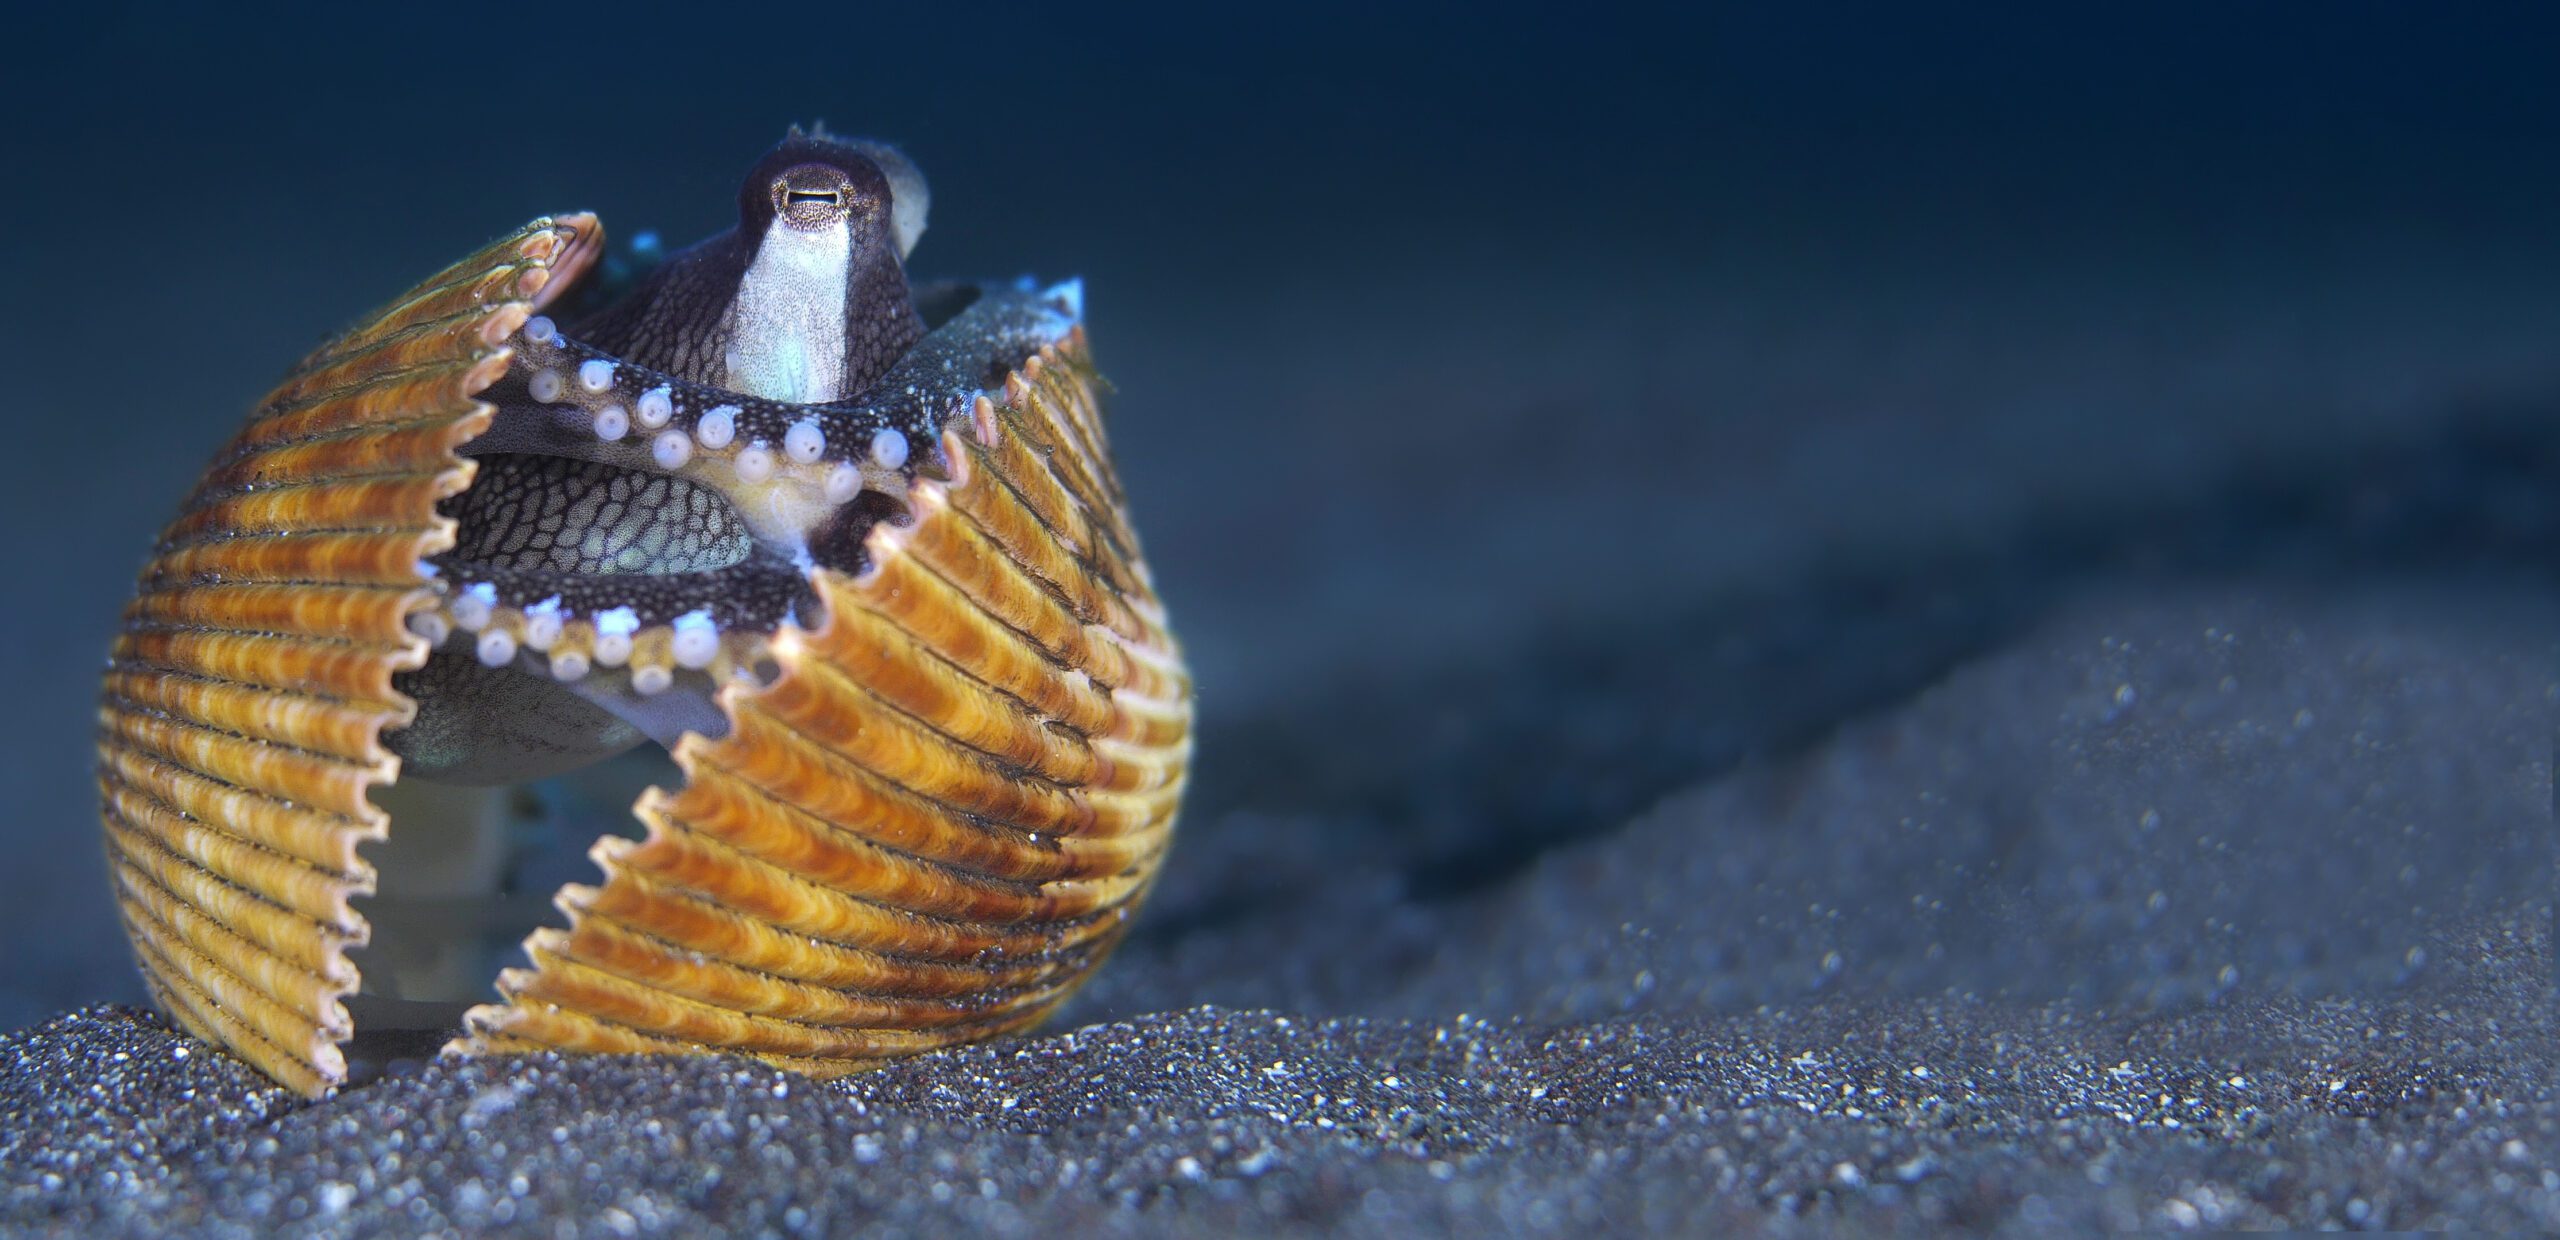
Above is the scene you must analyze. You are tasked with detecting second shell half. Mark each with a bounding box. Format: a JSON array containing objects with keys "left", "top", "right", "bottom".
[{"left": 95, "top": 133, "right": 1190, "bottom": 1096}]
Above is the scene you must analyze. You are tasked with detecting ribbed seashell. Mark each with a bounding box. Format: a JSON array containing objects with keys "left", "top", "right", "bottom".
[{"left": 96, "top": 207, "right": 1190, "bottom": 1096}]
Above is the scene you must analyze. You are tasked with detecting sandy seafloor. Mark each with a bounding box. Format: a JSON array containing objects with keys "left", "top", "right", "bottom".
[
  {"left": 2, "top": 8, "right": 2559, "bottom": 1236},
  {"left": 0, "top": 572, "right": 2552, "bottom": 1234},
  {"left": 8, "top": 218, "right": 2560, "bottom": 1240}
]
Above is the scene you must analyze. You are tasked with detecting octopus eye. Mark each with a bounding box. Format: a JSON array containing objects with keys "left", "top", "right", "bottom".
[{"left": 772, "top": 164, "right": 859, "bottom": 226}]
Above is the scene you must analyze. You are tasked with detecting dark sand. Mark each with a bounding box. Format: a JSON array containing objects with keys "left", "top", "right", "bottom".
[{"left": 2, "top": 579, "right": 2551, "bottom": 1236}]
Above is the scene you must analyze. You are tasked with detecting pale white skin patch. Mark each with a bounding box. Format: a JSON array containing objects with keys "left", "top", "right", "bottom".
[{"left": 726, "top": 217, "right": 852, "bottom": 403}]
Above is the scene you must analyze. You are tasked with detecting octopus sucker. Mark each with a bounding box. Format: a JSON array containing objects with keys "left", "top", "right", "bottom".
[{"left": 96, "top": 131, "right": 1189, "bottom": 1095}]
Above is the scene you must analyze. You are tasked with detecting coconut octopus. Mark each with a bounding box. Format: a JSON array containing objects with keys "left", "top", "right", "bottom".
[{"left": 95, "top": 128, "right": 1190, "bottom": 1095}]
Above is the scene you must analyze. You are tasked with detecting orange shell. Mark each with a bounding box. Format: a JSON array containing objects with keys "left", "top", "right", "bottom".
[{"left": 95, "top": 216, "right": 1191, "bottom": 1095}]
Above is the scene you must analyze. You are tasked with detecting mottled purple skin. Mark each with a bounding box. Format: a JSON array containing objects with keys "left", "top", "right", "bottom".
[{"left": 572, "top": 134, "right": 926, "bottom": 401}]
